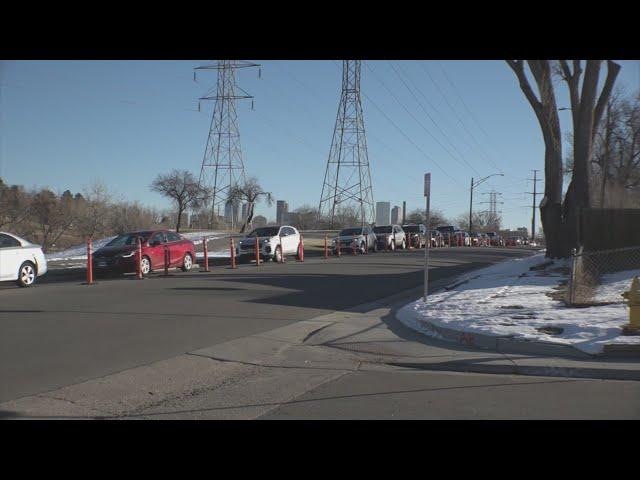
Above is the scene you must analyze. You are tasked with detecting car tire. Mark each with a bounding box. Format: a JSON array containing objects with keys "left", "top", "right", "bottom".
[
  {"left": 360, "top": 242, "right": 366, "bottom": 254},
  {"left": 140, "top": 256, "right": 151, "bottom": 276},
  {"left": 181, "top": 253, "right": 193, "bottom": 272},
  {"left": 16, "top": 261, "right": 37, "bottom": 288}
]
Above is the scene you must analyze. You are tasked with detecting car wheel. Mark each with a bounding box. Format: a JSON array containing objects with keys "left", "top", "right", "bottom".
[
  {"left": 16, "top": 261, "right": 36, "bottom": 288},
  {"left": 360, "top": 242, "right": 366, "bottom": 254},
  {"left": 275, "top": 246, "right": 283, "bottom": 263},
  {"left": 140, "top": 256, "right": 151, "bottom": 276},
  {"left": 181, "top": 253, "right": 193, "bottom": 272}
]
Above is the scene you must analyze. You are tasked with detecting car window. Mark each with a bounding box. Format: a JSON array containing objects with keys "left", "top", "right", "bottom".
[
  {"left": 149, "top": 233, "right": 165, "bottom": 245},
  {"left": 0, "top": 234, "right": 21, "bottom": 248},
  {"left": 166, "top": 232, "right": 181, "bottom": 242}
]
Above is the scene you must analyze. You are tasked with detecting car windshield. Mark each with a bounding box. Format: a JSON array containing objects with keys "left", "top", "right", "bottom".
[
  {"left": 373, "top": 226, "right": 392, "bottom": 234},
  {"left": 106, "top": 233, "right": 151, "bottom": 247},
  {"left": 340, "top": 228, "right": 363, "bottom": 236},
  {"left": 247, "top": 227, "right": 280, "bottom": 237},
  {"left": 403, "top": 226, "right": 420, "bottom": 233}
]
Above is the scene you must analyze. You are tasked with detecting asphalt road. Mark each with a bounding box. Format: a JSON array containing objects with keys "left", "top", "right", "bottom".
[{"left": 0, "top": 246, "right": 534, "bottom": 403}]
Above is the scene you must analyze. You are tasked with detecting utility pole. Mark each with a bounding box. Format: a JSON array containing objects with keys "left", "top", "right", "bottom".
[
  {"left": 318, "top": 60, "right": 375, "bottom": 228},
  {"left": 526, "top": 170, "right": 543, "bottom": 244},
  {"left": 195, "top": 60, "right": 260, "bottom": 230}
]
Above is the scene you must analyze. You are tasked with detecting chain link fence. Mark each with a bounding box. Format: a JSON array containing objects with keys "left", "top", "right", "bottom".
[{"left": 566, "top": 245, "right": 640, "bottom": 306}]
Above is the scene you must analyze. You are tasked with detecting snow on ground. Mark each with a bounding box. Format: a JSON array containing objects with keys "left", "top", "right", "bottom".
[
  {"left": 46, "top": 231, "right": 228, "bottom": 262},
  {"left": 397, "top": 252, "right": 639, "bottom": 355}
]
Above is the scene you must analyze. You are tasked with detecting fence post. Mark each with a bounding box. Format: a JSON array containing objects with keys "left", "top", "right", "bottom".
[
  {"left": 86, "top": 238, "right": 93, "bottom": 285},
  {"left": 568, "top": 248, "right": 578, "bottom": 305},
  {"left": 324, "top": 235, "right": 328, "bottom": 259}
]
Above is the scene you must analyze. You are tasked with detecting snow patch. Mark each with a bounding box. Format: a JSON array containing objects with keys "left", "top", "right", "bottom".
[{"left": 397, "top": 252, "right": 639, "bottom": 355}]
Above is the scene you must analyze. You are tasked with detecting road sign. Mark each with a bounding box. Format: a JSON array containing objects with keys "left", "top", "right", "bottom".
[{"left": 424, "top": 173, "right": 431, "bottom": 197}]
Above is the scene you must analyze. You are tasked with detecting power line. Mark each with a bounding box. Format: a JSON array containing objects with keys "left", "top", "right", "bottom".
[
  {"left": 437, "top": 61, "right": 508, "bottom": 160},
  {"left": 386, "top": 61, "right": 483, "bottom": 176},
  {"left": 420, "top": 62, "right": 505, "bottom": 175},
  {"left": 365, "top": 62, "right": 479, "bottom": 177}
]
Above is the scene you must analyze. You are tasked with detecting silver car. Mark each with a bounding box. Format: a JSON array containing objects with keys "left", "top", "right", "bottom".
[
  {"left": 373, "top": 225, "right": 407, "bottom": 251},
  {"left": 332, "top": 226, "right": 378, "bottom": 254}
]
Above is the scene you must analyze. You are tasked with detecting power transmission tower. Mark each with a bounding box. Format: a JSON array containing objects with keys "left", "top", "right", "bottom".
[
  {"left": 526, "top": 170, "right": 543, "bottom": 243},
  {"left": 195, "top": 60, "right": 260, "bottom": 230},
  {"left": 318, "top": 60, "right": 375, "bottom": 228},
  {"left": 480, "top": 190, "right": 503, "bottom": 228}
]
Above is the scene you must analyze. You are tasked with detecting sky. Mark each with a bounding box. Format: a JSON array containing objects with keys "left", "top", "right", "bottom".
[{"left": 1, "top": 60, "right": 639, "bottom": 231}]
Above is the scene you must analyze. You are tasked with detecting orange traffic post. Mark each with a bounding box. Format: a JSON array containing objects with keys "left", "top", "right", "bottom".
[
  {"left": 136, "top": 237, "right": 143, "bottom": 280},
  {"left": 163, "top": 244, "right": 170, "bottom": 276},
  {"left": 86, "top": 238, "right": 93, "bottom": 285},
  {"left": 336, "top": 237, "right": 341, "bottom": 258},
  {"left": 352, "top": 234, "right": 357, "bottom": 255},
  {"left": 230, "top": 238, "right": 237, "bottom": 269},
  {"left": 393, "top": 231, "right": 396, "bottom": 252},
  {"left": 297, "top": 235, "right": 304, "bottom": 262},
  {"left": 202, "top": 237, "right": 210, "bottom": 272},
  {"left": 279, "top": 235, "right": 285, "bottom": 263},
  {"left": 324, "top": 235, "right": 328, "bottom": 259},
  {"left": 255, "top": 236, "right": 260, "bottom": 267}
]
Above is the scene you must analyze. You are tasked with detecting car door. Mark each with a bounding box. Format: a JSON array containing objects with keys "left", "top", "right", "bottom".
[
  {"left": 0, "top": 234, "right": 22, "bottom": 281},
  {"left": 283, "top": 227, "right": 298, "bottom": 255},
  {"left": 165, "top": 231, "right": 184, "bottom": 267},
  {"left": 146, "top": 232, "right": 167, "bottom": 269}
]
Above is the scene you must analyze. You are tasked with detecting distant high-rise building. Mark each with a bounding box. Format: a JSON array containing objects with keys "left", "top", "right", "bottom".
[
  {"left": 224, "top": 200, "right": 240, "bottom": 228},
  {"left": 276, "top": 200, "right": 289, "bottom": 224},
  {"left": 391, "top": 206, "right": 401, "bottom": 224},
  {"left": 376, "top": 202, "right": 391, "bottom": 226}
]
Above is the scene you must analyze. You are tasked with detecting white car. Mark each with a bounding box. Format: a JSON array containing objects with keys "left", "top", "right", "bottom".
[
  {"left": 0, "top": 232, "right": 48, "bottom": 287},
  {"left": 236, "top": 225, "right": 301, "bottom": 263}
]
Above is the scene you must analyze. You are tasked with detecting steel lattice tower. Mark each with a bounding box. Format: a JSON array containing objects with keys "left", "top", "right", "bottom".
[
  {"left": 318, "top": 60, "right": 375, "bottom": 228},
  {"left": 195, "top": 60, "right": 259, "bottom": 229}
]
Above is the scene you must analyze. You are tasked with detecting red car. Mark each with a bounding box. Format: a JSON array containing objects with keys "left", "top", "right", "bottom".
[{"left": 92, "top": 230, "right": 196, "bottom": 276}]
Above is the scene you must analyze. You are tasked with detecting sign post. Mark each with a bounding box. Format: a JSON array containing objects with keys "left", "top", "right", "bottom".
[{"left": 424, "top": 173, "right": 431, "bottom": 302}]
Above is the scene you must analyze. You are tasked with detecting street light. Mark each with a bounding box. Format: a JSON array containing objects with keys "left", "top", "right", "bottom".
[{"left": 469, "top": 173, "right": 504, "bottom": 235}]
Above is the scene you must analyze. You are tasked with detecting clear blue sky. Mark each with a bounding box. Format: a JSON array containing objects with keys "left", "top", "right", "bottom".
[{"left": 1, "top": 60, "right": 639, "bottom": 231}]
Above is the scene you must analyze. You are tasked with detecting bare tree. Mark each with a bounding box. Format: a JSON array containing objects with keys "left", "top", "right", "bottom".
[
  {"left": 506, "top": 60, "right": 621, "bottom": 258},
  {"left": 228, "top": 177, "right": 273, "bottom": 233},
  {"left": 0, "top": 179, "right": 32, "bottom": 231},
  {"left": 30, "top": 189, "right": 76, "bottom": 252},
  {"left": 406, "top": 208, "right": 448, "bottom": 227},
  {"left": 150, "top": 170, "right": 207, "bottom": 232},
  {"left": 289, "top": 205, "right": 319, "bottom": 230},
  {"left": 454, "top": 211, "right": 501, "bottom": 232},
  {"left": 76, "top": 182, "right": 111, "bottom": 239}
]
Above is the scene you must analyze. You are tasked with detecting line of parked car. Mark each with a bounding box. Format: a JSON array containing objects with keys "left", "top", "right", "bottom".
[{"left": 0, "top": 224, "right": 529, "bottom": 288}]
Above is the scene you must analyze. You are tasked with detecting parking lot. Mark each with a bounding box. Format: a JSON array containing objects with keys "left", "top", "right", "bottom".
[{"left": 0, "top": 246, "right": 536, "bottom": 403}]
